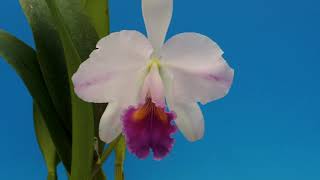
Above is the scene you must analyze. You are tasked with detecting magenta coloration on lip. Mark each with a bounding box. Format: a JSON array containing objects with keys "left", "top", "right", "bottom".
[{"left": 122, "top": 98, "right": 177, "bottom": 160}]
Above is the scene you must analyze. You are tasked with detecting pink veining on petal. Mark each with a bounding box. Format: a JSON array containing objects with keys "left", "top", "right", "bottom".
[
  {"left": 204, "top": 73, "right": 233, "bottom": 87},
  {"left": 73, "top": 73, "right": 112, "bottom": 91},
  {"left": 122, "top": 97, "right": 177, "bottom": 160}
]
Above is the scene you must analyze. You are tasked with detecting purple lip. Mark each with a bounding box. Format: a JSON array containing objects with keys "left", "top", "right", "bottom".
[{"left": 122, "top": 97, "right": 177, "bottom": 160}]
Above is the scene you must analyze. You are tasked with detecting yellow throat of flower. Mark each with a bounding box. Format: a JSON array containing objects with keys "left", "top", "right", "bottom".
[{"left": 147, "top": 57, "right": 161, "bottom": 72}]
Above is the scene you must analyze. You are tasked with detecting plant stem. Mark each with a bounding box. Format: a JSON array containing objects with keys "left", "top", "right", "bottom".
[
  {"left": 115, "top": 164, "right": 124, "bottom": 180},
  {"left": 115, "top": 136, "right": 126, "bottom": 180},
  {"left": 47, "top": 172, "right": 57, "bottom": 180},
  {"left": 91, "top": 135, "right": 122, "bottom": 178}
]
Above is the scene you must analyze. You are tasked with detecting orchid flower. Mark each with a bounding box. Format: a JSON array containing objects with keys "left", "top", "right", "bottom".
[{"left": 72, "top": 0, "right": 234, "bottom": 160}]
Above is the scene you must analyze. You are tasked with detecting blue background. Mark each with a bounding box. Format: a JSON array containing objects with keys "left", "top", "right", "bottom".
[{"left": 1, "top": 0, "right": 320, "bottom": 179}]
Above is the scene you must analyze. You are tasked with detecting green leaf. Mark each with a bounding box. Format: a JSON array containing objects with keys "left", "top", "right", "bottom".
[
  {"left": 83, "top": 0, "right": 110, "bottom": 38},
  {"left": 0, "top": 30, "right": 71, "bottom": 171},
  {"left": 43, "top": 0, "right": 96, "bottom": 179},
  {"left": 19, "top": 0, "right": 103, "bottom": 133},
  {"left": 53, "top": 0, "right": 99, "bottom": 60},
  {"left": 33, "top": 103, "right": 59, "bottom": 180},
  {"left": 19, "top": 0, "right": 104, "bottom": 174},
  {"left": 20, "top": 0, "right": 72, "bottom": 133}
]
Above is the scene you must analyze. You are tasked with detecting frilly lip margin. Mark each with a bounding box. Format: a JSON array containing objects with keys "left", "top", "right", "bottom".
[{"left": 121, "top": 98, "right": 177, "bottom": 160}]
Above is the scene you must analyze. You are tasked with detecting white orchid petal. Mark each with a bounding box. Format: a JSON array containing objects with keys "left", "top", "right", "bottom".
[
  {"left": 90, "top": 30, "right": 152, "bottom": 68},
  {"left": 72, "top": 30, "right": 152, "bottom": 103},
  {"left": 160, "top": 33, "right": 234, "bottom": 104},
  {"left": 99, "top": 102, "right": 123, "bottom": 143},
  {"left": 142, "top": 0, "right": 173, "bottom": 51},
  {"left": 172, "top": 101, "right": 204, "bottom": 142},
  {"left": 160, "top": 68, "right": 204, "bottom": 141},
  {"left": 141, "top": 64, "right": 165, "bottom": 107}
]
